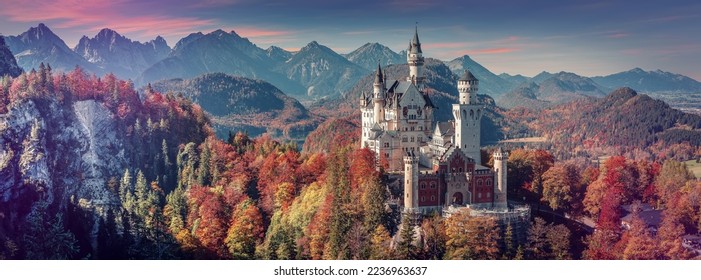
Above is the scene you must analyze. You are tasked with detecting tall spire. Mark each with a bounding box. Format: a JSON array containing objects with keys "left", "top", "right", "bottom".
[
  {"left": 410, "top": 24, "right": 422, "bottom": 54},
  {"left": 374, "top": 62, "right": 384, "bottom": 84}
]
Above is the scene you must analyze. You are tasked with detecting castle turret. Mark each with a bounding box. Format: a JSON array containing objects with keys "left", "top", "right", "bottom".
[
  {"left": 452, "top": 69, "right": 482, "bottom": 163},
  {"left": 373, "top": 63, "right": 386, "bottom": 124},
  {"left": 493, "top": 148, "right": 508, "bottom": 208},
  {"left": 458, "top": 70, "right": 478, "bottom": 104},
  {"left": 407, "top": 26, "right": 425, "bottom": 88},
  {"left": 403, "top": 151, "right": 419, "bottom": 211}
]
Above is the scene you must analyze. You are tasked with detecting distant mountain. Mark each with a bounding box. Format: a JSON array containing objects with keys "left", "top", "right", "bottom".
[
  {"left": 497, "top": 71, "right": 607, "bottom": 109},
  {"left": 265, "top": 46, "right": 292, "bottom": 64},
  {"left": 138, "top": 29, "right": 304, "bottom": 95},
  {"left": 528, "top": 87, "right": 701, "bottom": 149},
  {"left": 498, "top": 73, "right": 529, "bottom": 86},
  {"left": 445, "top": 55, "right": 515, "bottom": 97},
  {"left": 3, "top": 23, "right": 100, "bottom": 74},
  {"left": 172, "top": 32, "right": 204, "bottom": 51},
  {"left": 278, "top": 41, "right": 368, "bottom": 98},
  {"left": 150, "top": 73, "right": 320, "bottom": 140},
  {"left": 496, "top": 82, "right": 550, "bottom": 110},
  {"left": 537, "top": 72, "right": 607, "bottom": 102},
  {"left": 344, "top": 42, "right": 403, "bottom": 71},
  {"left": 74, "top": 28, "right": 170, "bottom": 79},
  {"left": 0, "top": 36, "right": 22, "bottom": 77},
  {"left": 592, "top": 68, "right": 701, "bottom": 93},
  {"left": 530, "top": 71, "right": 556, "bottom": 84}
]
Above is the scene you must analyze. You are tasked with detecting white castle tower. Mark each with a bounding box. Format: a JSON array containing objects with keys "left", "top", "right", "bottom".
[
  {"left": 373, "top": 64, "right": 386, "bottom": 124},
  {"left": 452, "top": 70, "right": 482, "bottom": 163},
  {"left": 403, "top": 151, "right": 419, "bottom": 211},
  {"left": 493, "top": 148, "right": 508, "bottom": 208},
  {"left": 407, "top": 26, "right": 425, "bottom": 88}
]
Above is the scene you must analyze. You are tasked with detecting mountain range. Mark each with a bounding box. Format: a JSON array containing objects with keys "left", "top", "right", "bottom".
[
  {"left": 497, "top": 71, "right": 607, "bottom": 109},
  {"left": 3, "top": 23, "right": 101, "bottom": 74},
  {"left": 3, "top": 23, "right": 701, "bottom": 107},
  {"left": 592, "top": 68, "right": 701, "bottom": 93},
  {"left": 74, "top": 28, "right": 170, "bottom": 79}
]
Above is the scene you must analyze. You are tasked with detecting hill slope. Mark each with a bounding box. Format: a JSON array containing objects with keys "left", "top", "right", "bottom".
[
  {"left": 0, "top": 36, "right": 22, "bottom": 77},
  {"left": 344, "top": 42, "right": 403, "bottom": 71},
  {"left": 521, "top": 87, "right": 701, "bottom": 151},
  {"left": 278, "top": 41, "right": 368, "bottom": 98},
  {"left": 150, "top": 73, "right": 321, "bottom": 140}
]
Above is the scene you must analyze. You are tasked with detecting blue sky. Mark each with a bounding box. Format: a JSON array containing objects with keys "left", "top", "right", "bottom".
[{"left": 1, "top": 0, "right": 699, "bottom": 79}]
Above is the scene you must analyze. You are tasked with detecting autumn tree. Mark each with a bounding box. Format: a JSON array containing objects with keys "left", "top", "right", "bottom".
[
  {"left": 226, "top": 198, "right": 264, "bottom": 259},
  {"left": 369, "top": 225, "right": 392, "bottom": 260},
  {"left": 444, "top": 210, "right": 500, "bottom": 260},
  {"left": 655, "top": 160, "right": 694, "bottom": 206},
  {"left": 419, "top": 215, "right": 446, "bottom": 260},
  {"left": 542, "top": 163, "right": 581, "bottom": 212},
  {"left": 622, "top": 214, "right": 661, "bottom": 260}
]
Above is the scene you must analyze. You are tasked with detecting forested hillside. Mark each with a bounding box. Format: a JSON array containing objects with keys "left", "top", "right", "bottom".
[{"left": 150, "top": 73, "right": 321, "bottom": 140}]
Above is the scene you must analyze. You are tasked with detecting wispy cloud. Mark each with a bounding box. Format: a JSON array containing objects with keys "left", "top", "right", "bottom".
[
  {"left": 606, "top": 33, "right": 630, "bottom": 39},
  {"left": 233, "top": 27, "right": 294, "bottom": 38}
]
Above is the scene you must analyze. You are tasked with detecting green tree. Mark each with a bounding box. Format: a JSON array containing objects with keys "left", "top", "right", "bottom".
[
  {"left": 396, "top": 214, "right": 416, "bottom": 260},
  {"left": 23, "top": 201, "right": 79, "bottom": 259}
]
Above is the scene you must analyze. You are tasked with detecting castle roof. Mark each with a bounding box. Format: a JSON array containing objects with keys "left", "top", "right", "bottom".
[
  {"left": 459, "top": 70, "right": 478, "bottom": 82},
  {"left": 385, "top": 80, "right": 434, "bottom": 109},
  {"left": 434, "top": 121, "right": 454, "bottom": 137}
]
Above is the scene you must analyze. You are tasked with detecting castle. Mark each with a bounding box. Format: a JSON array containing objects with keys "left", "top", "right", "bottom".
[{"left": 360, "top": 28, "right": 508, "bottom": 212}]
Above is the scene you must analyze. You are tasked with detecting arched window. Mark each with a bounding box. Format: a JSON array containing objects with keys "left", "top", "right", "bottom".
[
  {"left": 430, "top": 182, "right": 436, "bottom": 189},
  {"left": 477, "top": 179, "right": 483, "bottom": 186},
  {"left": 420, "top": 183, "right": 426, "bottom": 189},
  {"left": 486, "top": 179, "right": 492, "bottom": 186}
]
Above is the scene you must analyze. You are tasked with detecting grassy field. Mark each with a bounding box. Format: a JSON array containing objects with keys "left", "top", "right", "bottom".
[{"left": 684, "top": 159, "right": 701, "bottom": 179}]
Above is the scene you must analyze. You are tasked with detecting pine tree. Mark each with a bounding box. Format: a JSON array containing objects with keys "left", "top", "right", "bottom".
[
  {"left": 23, "top": 200, "right": 79, "bottom": 259},
  {"left": 396, "top": 214, "right": 416, "bottom": 259}
]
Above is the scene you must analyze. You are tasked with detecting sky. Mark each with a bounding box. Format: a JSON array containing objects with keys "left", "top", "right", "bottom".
[{"left": 1, "top": 0, "right": 700, "bottom": 80}]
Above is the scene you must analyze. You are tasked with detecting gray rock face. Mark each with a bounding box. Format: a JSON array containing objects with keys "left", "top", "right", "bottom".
[{"left": 0, "top": 99, "right": 125, "bottom": 213}]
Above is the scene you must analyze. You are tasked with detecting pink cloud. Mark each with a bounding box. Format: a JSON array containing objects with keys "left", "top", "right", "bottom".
[
  {"left": 0, "top": 0, "right": 219, "bottom": 40},
  {"left": 472, "top": 48, "right": 519, "bottom": 54}
]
